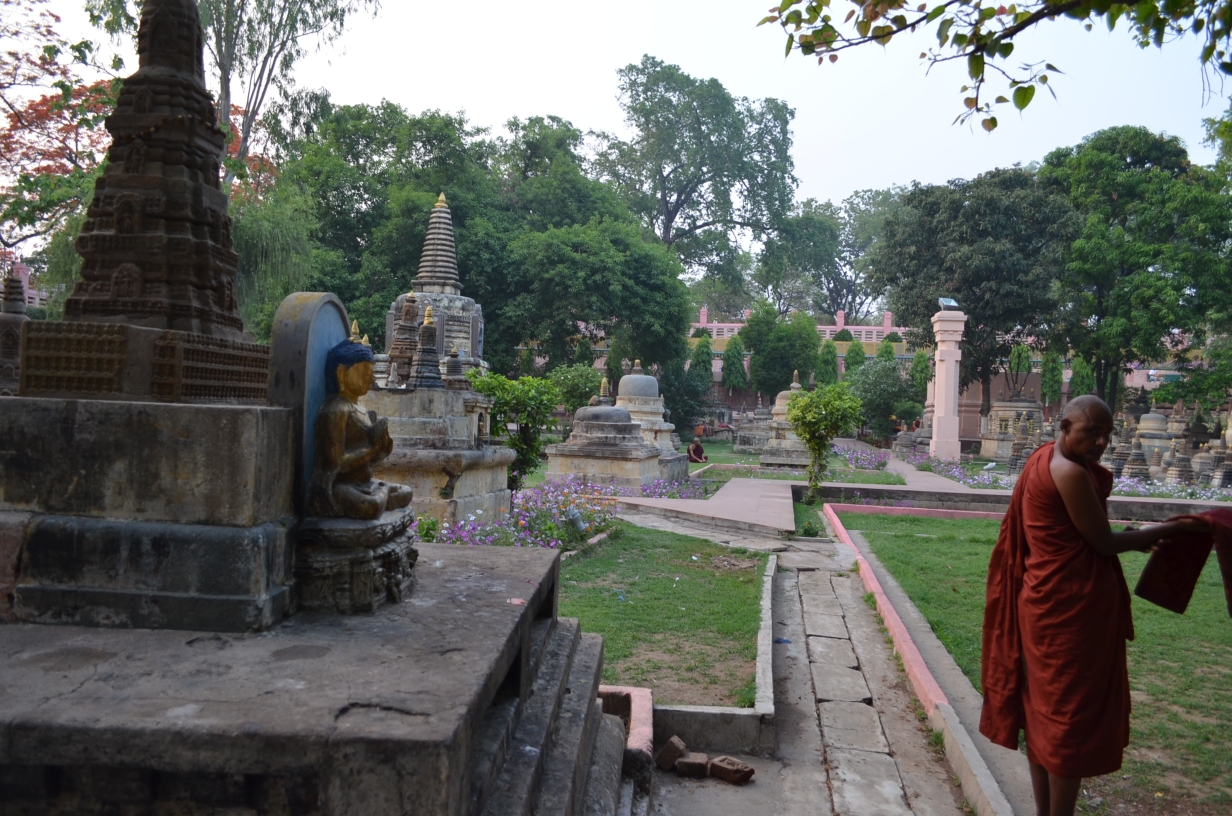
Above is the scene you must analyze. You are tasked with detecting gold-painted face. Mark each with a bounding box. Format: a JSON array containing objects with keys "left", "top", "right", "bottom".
[{"left": 336, "top": 361, "right": 374, "bottom": 400}]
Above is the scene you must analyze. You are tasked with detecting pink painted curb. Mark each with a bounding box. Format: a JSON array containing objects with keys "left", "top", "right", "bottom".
[
  {"left": 598, "top": 684, "right": 654, "bottom": 762},
  {"left": 827, "top": 503, "right": 1006, "bottom": 521},
  {"left": 823, "top": 503, "right": 949, "bottom": 715}
]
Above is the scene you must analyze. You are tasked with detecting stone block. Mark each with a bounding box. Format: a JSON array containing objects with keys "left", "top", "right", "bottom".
[
  {"left": 0, "top": 397, "right": 293, "bottom": 527},
  {"left": 658, "top": 452, "right": 688, "bottom": 483},
  {"left": 803, "top": 611, "right": 849, "bottom": 640},
  {"left": 709, "top": 755, "right": 755, "bottom": 785},
  {"left": 820, "top": 701, "right": 888, "bottom": 753},
  {"left": 807, "top": 636, "right": 859, "bottom": 669},
  {"left": 0, "top": 512, "right": 30, "bottom": 622},
  {"left": 0, "top": 544, "right": 562, "bottom": 816},
  {"left": 12, "top": 515, "right": 293, "bottom": 631},
  {"left": 675, "top": 752, "right": 709, "bottom": 778},
  {"left": 655, "top": 735, "right": 686, "bottom": 771},
  {"left": 828, "top": 747, "right": 912, "bottom": 816},
  {"left": 811, "top": 662, "right": 872, "bottom": 704},
  {"left": 801, "top": 593, "right": 844, "bottom": 617}
]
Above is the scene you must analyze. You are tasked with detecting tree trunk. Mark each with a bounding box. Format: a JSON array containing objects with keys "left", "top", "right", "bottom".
[{"left": 980, "top": 369, "right": 992, "bottom": 417}]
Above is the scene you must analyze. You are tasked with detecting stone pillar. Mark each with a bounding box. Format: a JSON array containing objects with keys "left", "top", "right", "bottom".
[{"left": 929, "top": 309, "right": 967, "bottom": 460}]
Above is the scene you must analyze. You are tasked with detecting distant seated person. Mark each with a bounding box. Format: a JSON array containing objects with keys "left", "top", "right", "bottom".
[{"left": 688, "top": 440, "right": 708, "bottom": 463}]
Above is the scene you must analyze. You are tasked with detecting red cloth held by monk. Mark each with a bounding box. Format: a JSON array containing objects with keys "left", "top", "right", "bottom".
[
  {"left": 980, "top": 442, "right": 1132, "bottom": 779},
  {"left": 1134, "top": 508, "right": 1232, "bottom": 617}
]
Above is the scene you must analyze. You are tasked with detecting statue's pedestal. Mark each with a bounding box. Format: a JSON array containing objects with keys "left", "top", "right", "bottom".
[
  {"left": 0, "top": 545, "right": 621, "bottom": 816},
  {"left": 615, "top": 393, "right": 687, "bottom": 482},
  {"left": 363, "top": 387, "right": 515, "bottom": 525},
  {"left": 0, "top": 397, "right": 294, "bottom": 631},
  {"left": 296, "top": 509, "right": 418, "bottom": 614}
]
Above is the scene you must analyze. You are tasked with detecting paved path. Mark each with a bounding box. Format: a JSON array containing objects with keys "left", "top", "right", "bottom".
[
  {"left": 616, "top": 478, "right": 797, "bottom": 536},
  {"left": 617, "top": 507, "right": 966, "bottom": 816},
  {"left": 832, "top": 438, "right": 979, "bottom": 493}
]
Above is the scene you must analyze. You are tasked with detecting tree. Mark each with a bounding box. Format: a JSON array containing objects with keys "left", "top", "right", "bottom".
[
  {"left": 721, "top": 333, "right": 750, "bottom": 390},
  {"left": 606, "top": 331, "right": 633, "bottom": 390},
  {"left": 760, "top": 0, "right": 1232, "bottom": 132},
  {"left": 815, "top": 188, "right": 899, "bottom": 320},
  {"left": 870, "top": 168, "right": 1076, "bottom": 418},
  {"left": 574, "top": 335, "right": 594, "bottom": 366},
  {"left": 817, "top": 339, "right": 839, "bottom": 385},
  {"left": 548, "top": 363, "right": 604, "bottom": 413},
  {"left": 1153, "top": 338, "right": 1232, "bottom": 409},
  {"left": 754, "top": 199, "right": 840, "bottom": 315},
  {"left": 87, "top": 0, "right": 379, "bottom": 183},
  {"left": 876, "top": 338, "right": 896, "bottom": 363},
  {"left": 885, "top": 332, "right": 902, "bottom": 343},
  {"left": 689, "top": 333, "right": 714, "bottom": 393},
  {"left": 848, "top": 358, "right": 914, "bottom": 441},
  {"left": 843, "top": 340, "right": 865, "bottom": 374},
  {"left": 786, "top": 382, "right": 863, "bottom": 489},
  {"left": 833, "top": 328, "right": 853, "bottom": 341},
  {"left": 1040, "top": 350, "right": 1063, "bottom": 410},
  {"left": 746, "top": 310, "right": 820, "bottom": 396},
  {"left": 1007, "top": 344, "right": 1032, "bottom": 395},
  {"left": 909, "top": 349, "right": 932, "bottom": 401},
  {"left": 1070, "top": 357, "right": 1096, "bottom": 398},
  {"left": 466, "top": 371, "right": 559, "bottom": 490},
  {"left": 507, "top": 218, "right": 690, "bottom": 369},
  {"left": 659, "top": 358, "right": 708, "bottom": 439},
  {"left": 1, "top": 0, "right": 114, "bottom": 250},
  {"left": 594, "top": 55, "right": 796, "bottom": 272},
  {"left": 1042, "top": 126, "right": 1232, "bottom": 409}
]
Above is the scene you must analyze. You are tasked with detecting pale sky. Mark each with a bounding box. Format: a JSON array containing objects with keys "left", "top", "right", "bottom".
[{"left": 48, "top": 0, "right": 1225, "bottom": 205}]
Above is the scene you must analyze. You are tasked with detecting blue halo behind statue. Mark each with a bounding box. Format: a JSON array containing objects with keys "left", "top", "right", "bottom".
[{"left": 324, "top": 339, "right": 375, "bottom": 393}]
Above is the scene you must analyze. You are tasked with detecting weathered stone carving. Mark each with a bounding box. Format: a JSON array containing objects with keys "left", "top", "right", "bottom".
[
  {"left": 64, "top": 0, "right": 244, "bottom": 340},
  {"left": 0, "top": 276, "right": 29, "bottom": 395},
  {"left": 407, "top": 306, "right": 445, "bottom": 390}
]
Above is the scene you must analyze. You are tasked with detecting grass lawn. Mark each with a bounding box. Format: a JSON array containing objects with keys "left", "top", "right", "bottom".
[
  {"left": 794, "top": 502, "right": 824, "bottom": 537},
  {"left": 558, "top": 521, "right": 767, "bottom": 707},
  {"left": 840, "top": 512, "right": 1232, "bottom": 808},
  {"left": 688, "top": 439, "right": 759, "bottom": 472}
]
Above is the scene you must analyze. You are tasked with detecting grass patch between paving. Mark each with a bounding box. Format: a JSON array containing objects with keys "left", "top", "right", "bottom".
[
  {"left": 839, "top": 511, "right": 1232, "bottom": 807},
  {"left": 558, "top": 521, "right": 768, "bottom": 707}
]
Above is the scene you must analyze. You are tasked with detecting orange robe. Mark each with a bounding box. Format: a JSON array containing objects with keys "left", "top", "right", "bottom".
[{"left": 980, "top": 442, "right": 1132, "bottom": 778}]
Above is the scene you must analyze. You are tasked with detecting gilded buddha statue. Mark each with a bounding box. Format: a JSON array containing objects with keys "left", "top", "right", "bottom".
[{"left": 307, "top": 334, "right": 413, "bottom": 520}]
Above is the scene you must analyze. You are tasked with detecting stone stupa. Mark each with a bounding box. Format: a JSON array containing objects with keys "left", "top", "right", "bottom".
[
  {"left": 614, "top": 359, "right": 687, "bottom": 481},
  {"left": 545, "top": 377, "right": 664, "bottom": 486},
  {"left": 385, "top": 193, "right": 487, "bottom": 372},
  {"left": 760, "top": 371, "right": 811, "bottom": 468},
  {"left": 0, "top": 275, "right": 29, "bottom": 395}
]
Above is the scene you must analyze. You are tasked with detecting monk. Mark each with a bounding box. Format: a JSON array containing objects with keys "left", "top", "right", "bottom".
[
  {"left": 980, "top": 395, "right": 1206, "bottom": 816},
  {"left": 688, "top": 439, "right": 708, "bottom": 463}
]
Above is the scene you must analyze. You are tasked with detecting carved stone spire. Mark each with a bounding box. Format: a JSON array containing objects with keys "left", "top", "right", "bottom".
[
  {"left": 412, "top": 193, "right": 462, "bottom": 296},
  {"left": 408, "top": 306, "right": 444, "bottom": 389},
  {"left": 64, "top": 0, "right": 244, "bottom": 339},
  {"left": 2, "top": 276, "right": 26, "bottom": 315},
  {"left": 388, "top": 291, "right": 419, "bottom": 385}
]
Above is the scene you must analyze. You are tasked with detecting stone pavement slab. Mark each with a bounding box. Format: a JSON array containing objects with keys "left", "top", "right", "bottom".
[
  {"left": 828, "top": 748, "right": 914, "bottom": 816},
  {"left": 803, "top": 611, "right": 849, "bottom": 640},
  {"left": 820, "top": 701, "right": 889, "bottom": 753},
  {"left": 800, "top": 592, "right": 844, "bottom": 616},
  {"left": 811, "top": 663, "right": 872, "bottom": 704},
  {"left": 616, "top": 478, "right": 795, "bottom": 536},
  {"left": 807, "top": 636, "right": 858, "bottom": 670}
]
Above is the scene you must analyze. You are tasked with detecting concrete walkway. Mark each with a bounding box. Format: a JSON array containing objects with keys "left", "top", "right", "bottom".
[
  {"left": 616, "top": 508, "right": 966, "bottom": 816},
  {"left": 616, "top": 478, "right": 797, "bottom": 537}
]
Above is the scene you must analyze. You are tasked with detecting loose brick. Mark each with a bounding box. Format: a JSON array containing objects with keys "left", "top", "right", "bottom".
[
  {"left": 709, "top": 755, "right": 755, "bottom": 785},
  {"left": 655, "top": 735, "right": 686, "bottom": 771},
  {"left": 675, "top": 752, "right": 709, "bottom": 778}
]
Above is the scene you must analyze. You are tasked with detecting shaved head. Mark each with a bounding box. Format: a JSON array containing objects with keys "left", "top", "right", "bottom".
[{"left": 1063, "top": 395, "right": 1112, "bottom": 423}]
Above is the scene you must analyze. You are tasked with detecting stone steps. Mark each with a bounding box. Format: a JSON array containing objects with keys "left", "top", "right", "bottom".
[
  {"left": 531, "top": 633, "right": 606, "bottom": 816},
  {"left": 479, "top": 619, "right": 581, "bottom": 816}
]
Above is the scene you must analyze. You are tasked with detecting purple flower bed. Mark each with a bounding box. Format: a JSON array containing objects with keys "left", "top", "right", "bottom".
[
  {"left": 900, "top": 450, "right": 1014, "bottom": 490},
  {"left": 1111, "top": 477, "right": 1232, "bottom": 502},
  {"left": 831, "top": 445, "right": 890, "bottom": 471},
  {"left": 428, "top": 475, "right": 716, "bottom": 549}
]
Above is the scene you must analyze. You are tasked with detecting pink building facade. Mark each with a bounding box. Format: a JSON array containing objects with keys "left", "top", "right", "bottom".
[
  {"left": 693, "top": 307, "right": 911, "bottom": 344},
  {"left": 9, "top": 263, "right": 49, "bottom": 309}
]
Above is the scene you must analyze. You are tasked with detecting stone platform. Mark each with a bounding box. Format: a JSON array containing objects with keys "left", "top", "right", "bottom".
[{"left": 0, "top": 544, "right": 623, "bottom": 816}]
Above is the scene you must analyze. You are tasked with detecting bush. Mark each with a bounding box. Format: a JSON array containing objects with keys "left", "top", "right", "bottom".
[
  {"left": 548, "top": 363, "right": 604, "bottom": 412},
  {"left": 467, "top": 370, "right": 560, "bottom": 490},
  {"left": 833, "top": 328, "right": 854, "bottom": 341}
]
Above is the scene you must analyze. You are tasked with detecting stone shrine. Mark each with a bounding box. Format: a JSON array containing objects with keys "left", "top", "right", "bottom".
[
  {"left": 929, "top": 304, "right": 966, "bottom": 460},
  {"left": 733, "top": 394, "right": 773, "bottom": 454},
  {"left": 614, "top": 360, "right": 687, "bottom": 482},
  {"left": 760, "top": 371, "right": 811, "bottom": 468},
  {"left": 1122, "top": 433, "right": 1152, "bottom": 481},
  {"left": 0, "top": 275, "right": 29, "bottom": 395},
  {"left": 546, "top": 379, "right": 663, "bottom": 487},
  {"left": 364, "top": 296, "right": 515, "bottom": 526},
  {"left": 385, "top": 194, "right": 487, "bottom": 372},
  {"left": 979, "top": 390, "right": 1045, "bottom": 463}
]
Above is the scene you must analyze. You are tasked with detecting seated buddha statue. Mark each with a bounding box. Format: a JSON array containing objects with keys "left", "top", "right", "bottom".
[{"left": 307, "top": 338, "right": 413, "bottom": 520}]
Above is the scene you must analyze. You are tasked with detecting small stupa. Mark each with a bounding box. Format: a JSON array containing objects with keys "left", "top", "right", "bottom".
[
  {"left": 1165, "top": 448, "right": 1196, "bottom": 486},
  {"left": 760, "top": 371, "right": 811, "bottom": 468},
  {"left": 545, "top": 377, "right": 664, "bottom": 487},
  {"left": 734, "top": 393, "right": 774, "bottom": 454},
  {"left": 384, "top": 193, "right": 487, "bottom": 372},
  {"left": 1121, "top": 433, "right": 1152, "bottom": 481},
  {"left": 0, "top": 275, "right": 29, "bottom": 395},
  {"left": 614, "top": 359, "right": 687, "bottom": 481}
]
